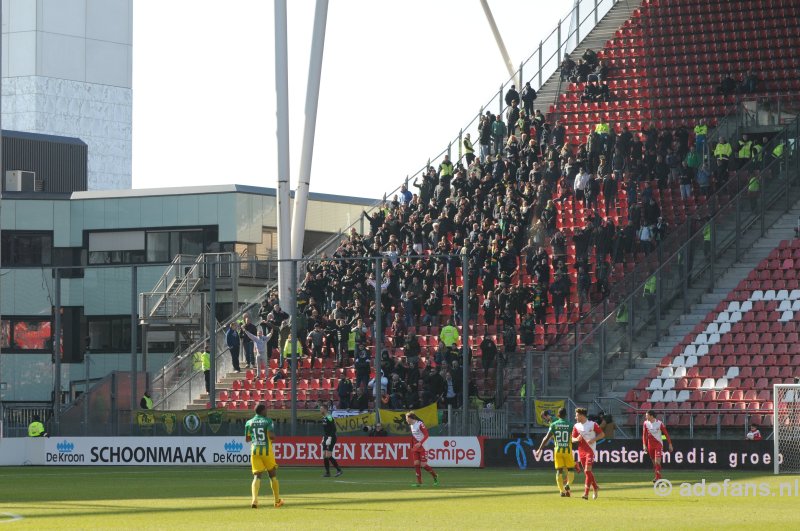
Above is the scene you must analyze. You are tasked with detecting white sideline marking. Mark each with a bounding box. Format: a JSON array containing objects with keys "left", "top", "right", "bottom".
[{"left": 0, "top": 513, "right": 23, "bottom": 524}]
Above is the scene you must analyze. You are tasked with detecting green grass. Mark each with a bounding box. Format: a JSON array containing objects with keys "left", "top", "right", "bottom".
[{"left": 0, "top": 467, "right": 797, "bottom": 529}]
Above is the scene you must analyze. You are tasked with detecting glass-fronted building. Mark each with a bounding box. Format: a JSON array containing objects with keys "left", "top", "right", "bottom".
[{"left": 0, "top": 184, "right": 373, "bottom": 402}]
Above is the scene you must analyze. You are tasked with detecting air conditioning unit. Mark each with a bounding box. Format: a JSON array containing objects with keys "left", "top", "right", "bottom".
[{"left": 5, "top": 170, "right": 39, "bottom": 192}]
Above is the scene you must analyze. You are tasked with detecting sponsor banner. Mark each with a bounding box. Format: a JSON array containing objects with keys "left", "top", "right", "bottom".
[
  {"left": 274, "top": 436, "right": 483, "bottom": 468},
  {"left": 44, "top": 437, "right": 252, "bottom": 466},
  {"left": 534, "top": 400, "right": 564, "bottom": 427},
  {"left": 485, "top": 439, "right": 776, "bottom": 471},
  {"left": 43, "top": 436, "right": 483, "bottom": 467}
]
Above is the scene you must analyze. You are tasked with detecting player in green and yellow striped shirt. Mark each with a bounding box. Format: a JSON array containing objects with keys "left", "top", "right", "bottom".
[
  {"left": 535, "top": 407, "right": 576, "bottom": 496},
  {"left": 245, "top": 404, "right": 283, "bottom": 509}
]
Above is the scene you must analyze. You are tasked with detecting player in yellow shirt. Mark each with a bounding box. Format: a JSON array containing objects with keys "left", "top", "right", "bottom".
[
  {"left": 535, "top": 407, "right": 576, "bottom": 496},
  {"left": 245, "top": 403, "right": 283, "bottom": 509}
]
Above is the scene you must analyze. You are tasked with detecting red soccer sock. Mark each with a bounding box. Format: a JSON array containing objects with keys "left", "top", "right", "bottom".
[
  {"left": 654, "top": 463, "right": 662, "bottom": 480},
  {"left": 585, "top": 470, "right": 597, "bottom": 490},
  {"left": 423, "top": 464, "right": 437, "bottom": 478},
  {"left": 414, "top": 464, "right": 422, "bottom": 483}
]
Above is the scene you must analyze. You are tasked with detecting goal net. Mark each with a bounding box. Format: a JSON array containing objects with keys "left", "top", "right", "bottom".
[{"left": 773, "top": 384, "right": 800, "bottom": 474}]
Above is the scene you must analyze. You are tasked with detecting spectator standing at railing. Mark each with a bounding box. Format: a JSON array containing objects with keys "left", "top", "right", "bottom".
[
  {"left": 226, "top": 321, "right": 241, "bottom": 372},
  {"left": 439, "top": 154, "right": 454, "bottom": 181},
  {"left": 679, "top": 161, "right": 693, "bottom": 199},
  {"left": 713, "top": 137, "right": 732, "bottom": 181},
  {"left": 354, "top": 343, "right": 371, "bottom": 391},
  {"left": 479, "top": 334, "right": 498, "bottom": 379},
  {"left": 696, "top": 163, "right": 712, "bottom": 196},
  {"left": 747, "top": 173, "right": 761, "bottom": 212},
  {"left": 520, "top": 82, "right": 537, "bottom": 116},
  {"left": 504, "top": 84, "right": 520, "bottom": 108},
  {"left": 737, "top": 134, "right": 753, "bottom": 170},
  {"left": 492, "top": 118, "right": 507, "bottom": 156},
  {"left": 463, "top": 133, "right": 476, "bottom": 167},
  {"left": 266, "top": 305, "right": 289, "bottom": 356},
  {"left": 399, "top": 183, "right": 412, "bottom": 205},
  {"left": 240, "top": 315, "right": 257, "bottom": 370},
  {"left": 258, "top": 301, "right": 271, "bottom": 335},
  {"left": 506, "top": 101, "right": 520, "bottom": 136},
  {"left": 478, "top": 114, "right": 492, "bottom": 162},
  {"left": 243, "top": 327, "right": 273, "bottom": 371},
  {"left": 694, "top": 120, "right": 708, "bottom": 158},
  {"left": 412, "top": 172, "right": 436, "bottom": 206},
  {"left": 192, "top": 344, "right": 211, "bottom": 394},
  {"left": 560, "top": 54, "right": 576, "bottom": 81}
]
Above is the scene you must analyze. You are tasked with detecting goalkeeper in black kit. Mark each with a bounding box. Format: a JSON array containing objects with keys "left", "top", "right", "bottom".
[{"left": 320, "top": 404, "right": 343, "bottom": 477}]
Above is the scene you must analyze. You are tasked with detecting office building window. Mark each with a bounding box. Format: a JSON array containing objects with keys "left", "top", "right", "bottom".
[
  {"left": 87, "top": 317, "right": 139, "bottom": 352},
  {"left": 0, "top": 318, "right": 52, "bottom": 352},
  {"left": 0, "top": 232, "right": 53, "bottom": 266}
]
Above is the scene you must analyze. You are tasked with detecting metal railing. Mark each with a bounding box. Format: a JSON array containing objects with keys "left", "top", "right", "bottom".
[
  {"left": 534, "top": 117, "right": 799, "bottom": 399},
  {"left": 304, "top": 0, "right": 628, "bottom": 261},
  {"left": 152, "top": 278, "right": 279, "bottom": 410}
]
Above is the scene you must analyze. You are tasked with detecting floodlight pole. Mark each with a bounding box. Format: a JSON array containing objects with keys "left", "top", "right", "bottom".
[
  {"left": 54, "top": 268, "right": 62, "bottom": 434},
  {"left": 374, "top": 258, "right": 382, "bottom": 423},
  {"left": 461, "top": 254, "right": 469, "bottom": 435},
  {"left": 479, "top": 0, "right": 519, "bottom": 87},
  {"left": 291, "top": 0, "right": 329, "bottom": 262},
  {"left": 275, "top": 0, "right": 293, "bottom": 311},
  {"left": 0, "top": 3, "right": 4, "bottom": 438}
]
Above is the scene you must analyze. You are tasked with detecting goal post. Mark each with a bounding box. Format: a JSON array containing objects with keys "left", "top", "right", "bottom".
[{"left": 773, "top": 383, "right": 800, "bottom": 475}]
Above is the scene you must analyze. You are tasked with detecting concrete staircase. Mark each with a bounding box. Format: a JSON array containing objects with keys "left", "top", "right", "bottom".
[
  {"left": 186, "top": 369, "right": 248, "bottom": 410},
  {"left": 599, "top": 201, "right": 800, "bottom": 407},
  {"left": 535, "top": 0, "right": 642, "bottom": 114}
]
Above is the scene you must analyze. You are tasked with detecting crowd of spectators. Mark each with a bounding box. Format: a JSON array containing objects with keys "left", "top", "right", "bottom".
[{"left": 242, "top": 45, "right": 781, "bottom": 412}]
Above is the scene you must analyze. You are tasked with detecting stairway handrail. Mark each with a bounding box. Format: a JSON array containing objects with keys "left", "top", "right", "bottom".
[{"left": 564, "top": 117, "right": 798, "bottom": 394}]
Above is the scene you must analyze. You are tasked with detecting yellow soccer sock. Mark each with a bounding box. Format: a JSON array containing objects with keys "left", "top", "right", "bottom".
[
  {"left": 270, "top": 477, "right": 280, "bottom": 503},
  {"left": 251, "top": 477, "right": 261, "bottom": 504},
  {"left": 567, "top": 470, "right": 575, "bottom": 487},
  {"left": 556, "top": 471, "right": 565, "bottom": 493}
]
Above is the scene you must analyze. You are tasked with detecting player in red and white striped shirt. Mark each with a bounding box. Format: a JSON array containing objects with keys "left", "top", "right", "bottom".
[
  {"left": 406, "top": 412, "right": 439, "bottom": 487},
  {"left": 571, "top": 408, "right": 604, "bottom": 500},
  {"left": 643, "top": 410, "right": 673, "bottom": 483}
]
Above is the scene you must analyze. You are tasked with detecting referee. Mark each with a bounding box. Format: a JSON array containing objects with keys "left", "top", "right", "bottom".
[{"left": 320, "top": 404, "right": 343, "bottom": 477}]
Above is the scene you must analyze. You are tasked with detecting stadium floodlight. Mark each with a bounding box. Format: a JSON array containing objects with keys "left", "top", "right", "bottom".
[{"left": 773, "top": 383, "right": 800, "bottom": 474}]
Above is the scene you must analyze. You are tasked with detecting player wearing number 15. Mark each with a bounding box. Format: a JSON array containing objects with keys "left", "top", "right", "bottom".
[
  {"left": 535, "top": 407, "right": 575, "bottom": 497},
  {"left": 244, "top": 404, "right": 283, "bottom": 509},
  {"left": 572, "top": 407, "right": 604, "bottom": 500}
]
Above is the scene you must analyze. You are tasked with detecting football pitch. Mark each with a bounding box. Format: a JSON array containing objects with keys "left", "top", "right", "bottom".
[{"left": 0, "top": 467, "right": 797, "bottom": 530}]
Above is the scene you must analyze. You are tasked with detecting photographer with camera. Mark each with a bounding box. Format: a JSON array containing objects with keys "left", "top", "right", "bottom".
[{"left": 363, "top": 422, "right": 388, "bottom": 437}]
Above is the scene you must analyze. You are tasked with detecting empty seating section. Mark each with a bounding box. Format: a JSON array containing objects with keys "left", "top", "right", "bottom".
[
  {"left": 626, "top": 239, "right": 800, "bottom": 428},
  {"left": 551, "top": 0, "right": 800, "bottom": 145}
]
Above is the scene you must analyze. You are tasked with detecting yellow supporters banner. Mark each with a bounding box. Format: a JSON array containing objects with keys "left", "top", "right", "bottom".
[
  {"left": 534, "top": 399, "right": 565, "bottom": 426},
  {"left": 334, "top": 402, "right": 439, "bottom": 435},
  {"left": 139, "top": 403, "right": 437, "bottom": 435}
]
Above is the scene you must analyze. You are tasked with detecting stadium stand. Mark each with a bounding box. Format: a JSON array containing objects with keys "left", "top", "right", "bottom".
[
  {"left": 627, "top": 239, "right": 800, "bottom": 428},
  {"left": 202, "top": 0, "right": 800, "bottom": 414}
]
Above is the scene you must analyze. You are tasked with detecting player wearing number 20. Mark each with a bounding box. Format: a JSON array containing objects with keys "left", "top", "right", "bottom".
[
  {"left": 245, "top": 404, "right": 283, "bottom": 509},
  {"left": 643, "top": 409, "right": 673, "bottom": 483},
  {"left": 535, "top": 407, "right": 576, "bottom": 497},
  {"left": 571, "top": 407, "right": 604, "bottom": 500}
]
